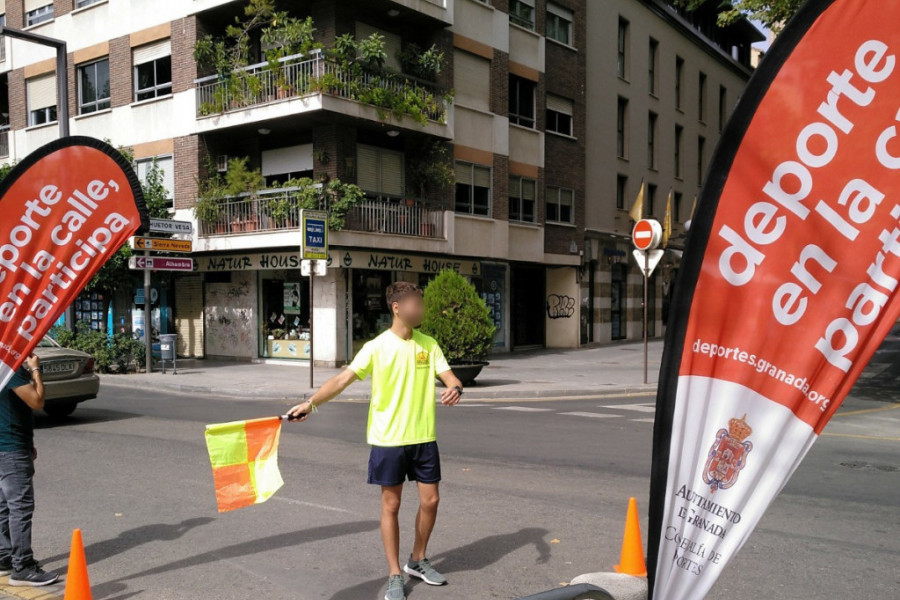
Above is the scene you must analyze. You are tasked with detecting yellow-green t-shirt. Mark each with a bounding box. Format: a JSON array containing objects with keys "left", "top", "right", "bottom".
[{"left": 348, "top": 329, "right": 451, "bottom": 447}]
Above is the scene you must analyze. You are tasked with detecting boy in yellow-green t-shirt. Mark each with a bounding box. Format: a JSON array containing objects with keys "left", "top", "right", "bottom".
[{"left": 287, "top": 281, "right": 463, "bottom": 600}]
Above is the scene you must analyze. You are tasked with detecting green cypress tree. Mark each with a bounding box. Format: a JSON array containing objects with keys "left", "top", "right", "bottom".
[{"left": 421, "top": 270, "right": 495, "bottom": 364}]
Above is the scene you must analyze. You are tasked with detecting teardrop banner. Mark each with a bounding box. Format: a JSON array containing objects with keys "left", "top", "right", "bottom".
[
  {"left": 649, "top": 1, "right": 900, "bottom": 598},
  {"left": 0, "top": 137, "right": 148, "bottom": 389}
]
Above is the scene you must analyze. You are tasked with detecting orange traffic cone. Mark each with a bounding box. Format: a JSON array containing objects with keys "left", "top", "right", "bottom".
[
  {"left": 64, "top": 529, "right": 92, "bottom": 600},
  {"left": 614, "top": 497, "right": 648, "bottom": 577}
]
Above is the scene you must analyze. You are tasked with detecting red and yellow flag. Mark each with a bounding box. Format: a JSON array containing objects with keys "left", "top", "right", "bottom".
[{"left": 205, "top": 417, "right": 284, "bottom": 512}]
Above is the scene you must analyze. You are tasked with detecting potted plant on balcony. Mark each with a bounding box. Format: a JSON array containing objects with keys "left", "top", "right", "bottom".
[
  {"left": 261, "top": 15, "right": 321, "bottom": 100},
  {"left": 420, "top": 270, "right": 495, "bottom": 386},
  {"left": 224, "top": 157, "right": 264, "bottom": 232}
]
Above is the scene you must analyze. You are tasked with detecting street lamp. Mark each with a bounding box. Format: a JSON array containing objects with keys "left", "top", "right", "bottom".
[{"left": 0, "top": 25, "right": 68, "bottom": 137}]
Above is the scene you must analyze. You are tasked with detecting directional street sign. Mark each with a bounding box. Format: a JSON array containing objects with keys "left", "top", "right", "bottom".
[
  {"left": 149, "top": 218, "right": 193, "bottom": 235},
  {"left": 130, "top": 236, "right": 193, "bottom": 253},
  {"left": 301, "top": 210, "right": 328, "bottom": 260},
  {"left": 128, "top": 256, "right": 195, "bottom": 271}
]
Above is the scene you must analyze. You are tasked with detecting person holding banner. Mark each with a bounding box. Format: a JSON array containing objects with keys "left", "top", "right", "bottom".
[
  {"left": 287, "top": 281, "right": 463, "bottom": 600},
  {"left": 0, "top": 355, "right": 58, "bottom": 587}
]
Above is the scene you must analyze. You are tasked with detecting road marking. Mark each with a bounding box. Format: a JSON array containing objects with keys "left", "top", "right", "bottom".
[
  {"left": 599, "top": 403, "right": 656, "bottom": 413},
  {"left": 631, "top": 418, "right": 657, "bottom": 423},
  {"left": 821, "top": 432, "right": 900, "bottom": 442},
  {"left": 858, "top": 363, "right": 893, "bottom": 379},
  {"left": 455, "top": 403, "right": 493, "bottom": 407},
  {"left": 272, "top": 496, "right": 357, "bottom": 514},
  {"left": 834, "top": 405, "right": 900, "bottom": 418},
  {"left": 492, "top": 406, "right": 555, "bottom": 412},
  {"left": 558, "top": 412, "right": 623, "bottom": 419}
]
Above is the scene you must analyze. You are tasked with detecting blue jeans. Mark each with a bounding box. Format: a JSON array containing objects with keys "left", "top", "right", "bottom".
[{"left": 0, "top": 450, "right": 35, "bottom": 570}]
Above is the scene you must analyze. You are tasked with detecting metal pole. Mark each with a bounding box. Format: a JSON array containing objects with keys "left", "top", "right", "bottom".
[
  {"left": 144, "top": 251, "right": 152, "bottom": 374},
  {"left": 309, "top": 262, "right": 315, "bottom": 389},
  {"left": 643, "top": 251, "right": 649, "bottom": 385}
]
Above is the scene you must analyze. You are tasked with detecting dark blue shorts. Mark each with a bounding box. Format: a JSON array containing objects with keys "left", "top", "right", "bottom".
[{"left": 367, "top": 442, "right": 441, "bottom": 486}]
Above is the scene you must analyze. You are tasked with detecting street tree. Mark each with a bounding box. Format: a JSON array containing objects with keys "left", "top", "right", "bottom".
[{"left": 677, "top": 0, "right": 803, "bottom": 31}]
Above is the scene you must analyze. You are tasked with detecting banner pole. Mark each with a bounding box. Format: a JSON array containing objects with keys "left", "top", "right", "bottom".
[
  {"left": 643, "top": 251, "right": 649, "bottom": 385},
  {"left": 144, "top": 250, "right": 152, "bottom": 374}
]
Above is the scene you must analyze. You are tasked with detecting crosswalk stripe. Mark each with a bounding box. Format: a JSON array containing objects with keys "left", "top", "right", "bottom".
[
  {"left": 559, "top": 411, "right": 623, "bottom": 419},
  {"left": 492, "top": 406, "right": 555, "bottom": 412},
  {"left": 631, "top": 417, "right": 657, "bottom": 423},
  {"left": 858, "top": 363, "right": 893, "bottom": 379},
  {"left": 599, "top": 403, "right": 656, "bottom": 413}
]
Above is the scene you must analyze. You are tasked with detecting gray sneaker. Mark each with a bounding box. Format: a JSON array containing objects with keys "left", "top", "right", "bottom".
[
  {"left": 384, "top": 574, "right": 405, "bottom": 600},
  {"left": 403, "top": 556, "right": 447, "bottom": 586}
]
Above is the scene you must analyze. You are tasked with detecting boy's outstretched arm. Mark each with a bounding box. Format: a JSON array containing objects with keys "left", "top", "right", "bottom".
[{"left": 287, "top": 367, "right": 360, "bottom": 422}]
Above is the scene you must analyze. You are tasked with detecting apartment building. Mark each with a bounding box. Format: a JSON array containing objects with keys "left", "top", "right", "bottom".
[
  {"left": 583, "top": 0, "right": 762, "bottom": 343},
  {"left": 1, "top": 0, "right": 588, "bottom": 364},
  {"left": 0, "top": 0, "right": 758, "bottom": 363}
]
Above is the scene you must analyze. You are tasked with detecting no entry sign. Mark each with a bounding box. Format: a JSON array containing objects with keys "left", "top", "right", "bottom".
[{"left": 633, "top": 218, "right": 662, "bottom": 251}]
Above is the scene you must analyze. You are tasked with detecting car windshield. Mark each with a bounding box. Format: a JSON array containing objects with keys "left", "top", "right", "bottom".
[{"left": 37, "top": 336, "right": 61, "bottom": 348}]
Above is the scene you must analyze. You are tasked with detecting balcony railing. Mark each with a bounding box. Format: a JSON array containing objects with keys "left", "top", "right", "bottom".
[
  {"left": 197, "top": 189, "right": 445, "bottom": 239},
  {"left": 195, "top": 51, "right": 449, "bottom": 123},
  {"left": 0, "top": 126, "right": 9, "bottom": 158}
]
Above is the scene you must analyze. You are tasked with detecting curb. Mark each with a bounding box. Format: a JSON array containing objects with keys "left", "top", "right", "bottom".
[{"left": 98, "top": 375, "right": 658, "bottom": 402}]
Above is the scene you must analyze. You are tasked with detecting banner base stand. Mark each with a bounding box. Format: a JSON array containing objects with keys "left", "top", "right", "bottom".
[{"left": 570, "top": 572, "right": 647, "bottom": 600}]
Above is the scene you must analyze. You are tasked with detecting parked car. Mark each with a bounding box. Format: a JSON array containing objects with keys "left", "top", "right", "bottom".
[{"left": 30, "top": 336, "right": 100, "bottom": 417}]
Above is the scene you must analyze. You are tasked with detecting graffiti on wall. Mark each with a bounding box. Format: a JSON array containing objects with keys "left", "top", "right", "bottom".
[
  {"left": 205, "top": 276, "right": 254, "bottom": 357},
  {"left": 546, "top": 294, "right": 576, "bottom": 319}
]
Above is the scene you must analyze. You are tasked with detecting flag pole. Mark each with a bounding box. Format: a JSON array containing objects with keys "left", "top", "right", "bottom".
[{"left": 643, "top": 251, "right": 649, "bottom": 385}]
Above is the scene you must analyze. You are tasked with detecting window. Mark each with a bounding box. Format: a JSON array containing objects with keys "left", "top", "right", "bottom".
[
  {"left": 134, "top": 40, "right": 172, "bottom": 101},
  {"left": 454, "top": 50, "right": 490, "bottom": 111},
  {"left": 135, "top": 155, "right": 175, "bottom": 208},
  {"left": 455, "top": 161, "right": 492, "bottom": 216},
  {"left": 648, "top": 39, "right": 658, "bottom": 96},
  {"left": 357, "top": 145, "right": 404, "bottom": 199},
  {"left": 617, "top": 18, "right": 629, "bottom": 79},
  {"left": 647, "top": 184, "right": 657, "bottom": 217},
  {"left": 546, "top": 94, "right": 573, "bottom": 136},
  {"left": 547, "top": 3, "right": 573, "bottom": 46},
  {"left": 546, "top": 186, "right": 574, "bottom": 223},
  {"left": 509, "top": 75, "right": 536, "bottom": 128},
  {"left": 25, "top": 3, "right": 53, "bottom": 26},
  {"left": 675, "top": 125, "right": 683, "bottom": 179},
  {"left": 674, "top": 191, "right": 683, "bottom": 222},
  {"left": 509, "top": 176, "right": 536, "bottom": 222},
  {"left": 718, "top": 85, "right": 728, "bottom": 132},
  {"left": 27, "top": 74, "right": 57, "bottom": 126},
  {"left": 76, "top": 0, "right": 105, "bottom": 8},
  {"left": 647, "top": 112, "right": 657, "bottom": 170},
  {"left": 78, "top": 59, "right": 110, "bottom": 114},
  {"left": 616, "top": 175, "right": 628, "bottom": 210},
  {"left": 617, "top": 97, "right": 628, "bottom": 158},
  {"left": 675, "top": 56, "right": 684, "bottom": 110},
  {"left": 698, "top": 136, "right": 706, "bottom": 185},
  {"left": 698, "top": 71, "right": 707, "bottom": 122},
  {"left": 510, "top": 0, "right": 535, "bottom": 30}
]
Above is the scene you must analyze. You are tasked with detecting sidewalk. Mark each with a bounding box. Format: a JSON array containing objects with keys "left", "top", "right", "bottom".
[{"left": 99, "top": 340, "right": 664, "bottom": 402}]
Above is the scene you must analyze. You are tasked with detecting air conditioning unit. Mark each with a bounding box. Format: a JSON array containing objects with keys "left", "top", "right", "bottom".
[{"left": 215, "top": 155, "right": 230, "bottom": 173}]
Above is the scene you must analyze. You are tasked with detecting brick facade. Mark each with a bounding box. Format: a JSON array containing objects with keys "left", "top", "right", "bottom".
[{"left": 109, "top": 36, "right": 131, "bottom": 109}]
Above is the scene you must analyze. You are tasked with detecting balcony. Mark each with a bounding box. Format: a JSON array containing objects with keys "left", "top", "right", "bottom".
[
  {"left": 195, "top": 51, "right": 449, "bottom": 125},
  {"left": 197, "top": 188, "right": 446, "bottom": 239}
]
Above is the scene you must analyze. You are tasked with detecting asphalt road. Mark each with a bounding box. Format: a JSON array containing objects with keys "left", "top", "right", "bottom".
[{"left": 0, "top": 378, "right": 891, "bottom": 600}]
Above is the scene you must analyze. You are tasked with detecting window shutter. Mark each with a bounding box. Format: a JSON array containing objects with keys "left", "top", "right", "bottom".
[
  {"left": 158, "top": 156, "right": 175, "bottom": 200},
  {"left": 547, "top": 2, "right": 573, "bottom": 20},
  {"left": 133, "top": 39, "right": 171, "bottom": 66},
  {"left": 0, "top": 2, "right": 7, "bottom": 15},
  {"left": 262, "top": 144, "right": 313, "bottom": 176},
  {"left": 522, "top": 178, "right": 536, "bottom": 200},
  {"left": 454, "top": 51, "right": 490, "bottom": 111},
  {"left": 24, "top": 0, "right": 50, "bottom": 11},
  {"left": 380, "top": 150, "right": 404, "bottom": 197},
  {"left": 455, "top": 162, "right": 472, "bottom": 185},
  {"left": 356, "top": 145, "right": 380, "bottom": 192},
  {"left": 473, "top": 165, "right": 491, "bottom": 188},
  {"left": 27, "top": 75, "right": 56, "bottom": 111},
  {"left": 546, "top": 94, "right": 573, "bottom": 115}
]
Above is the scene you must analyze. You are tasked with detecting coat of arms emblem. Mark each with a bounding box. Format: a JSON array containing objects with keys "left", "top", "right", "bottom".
[{"left": 703, "top": 414, "right": 753, "bottom": 493}]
